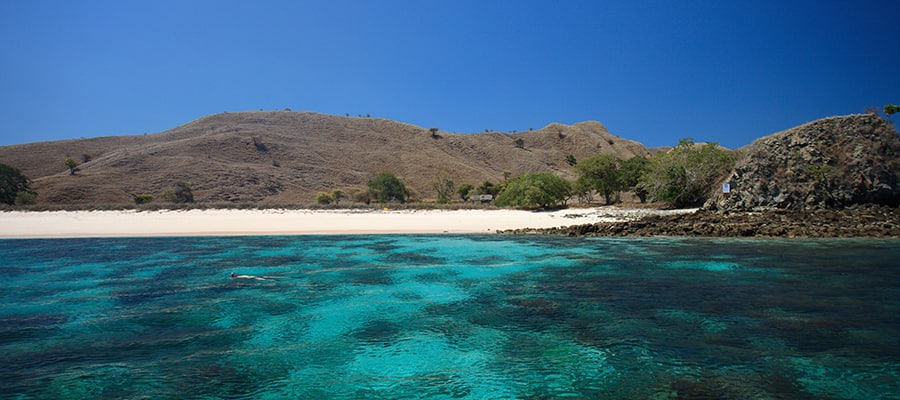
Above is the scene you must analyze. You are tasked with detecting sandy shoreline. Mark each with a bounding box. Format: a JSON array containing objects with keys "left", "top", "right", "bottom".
[{"left": 0, "top": 207, "right": 695, "bottom": 239}]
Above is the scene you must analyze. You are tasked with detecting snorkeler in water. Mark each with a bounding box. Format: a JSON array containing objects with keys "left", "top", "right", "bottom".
[{"left": 231, "top": 272, "right": 266, "bottom": 281}]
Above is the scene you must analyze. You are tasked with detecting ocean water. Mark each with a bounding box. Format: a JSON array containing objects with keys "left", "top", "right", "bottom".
[{"left": 1, "top": 235, "right": 898, "bottom": 399}]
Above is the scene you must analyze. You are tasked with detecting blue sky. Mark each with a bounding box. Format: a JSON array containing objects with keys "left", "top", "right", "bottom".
[{"left": 1, "top": 1, "right": 898, "bottom": 148}]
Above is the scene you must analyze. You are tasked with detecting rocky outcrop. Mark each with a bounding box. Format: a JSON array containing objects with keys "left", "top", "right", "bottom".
[
  {"left": 705, "top": 114, "right": 900, "bottom": 211},
  {"left": 499, "top": 205, "right": 900, "bottom": 238}
]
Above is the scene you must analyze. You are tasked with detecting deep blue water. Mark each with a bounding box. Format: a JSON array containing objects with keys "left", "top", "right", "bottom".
[{"left": 0, "top": 235, "right": 898, "bottom": 399}]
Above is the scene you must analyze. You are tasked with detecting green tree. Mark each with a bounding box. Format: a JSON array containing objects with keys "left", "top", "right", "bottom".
[
  {"left": 619, "top": 156, "right": 651, "bottom": 203},
  {"left": 571, "top": 177, "right": 595, "bottom": 204},
  {"left": 331, "top": 189, "right": 346, "bottom": 205},
  {"left": 457, "top": 183, "right": 474, "bottom": 201},
  {"left": 174, "top": 181, "right": 194, "bottom": 203},
  {"left": 565, "top": 154, "right": 578, "bottom": 166},
  {"left": 368, "top": 172, "right": 409, "bottom": 203},
  {"left": 132, "top": 194, "right": 153, "bottom": 205},
  {"left": 316, "top": 192, "right": 334, "bottom": 205},
  {"left": 64, "top": 157, "right": 78, "bottom": 175},
  {"left": 162, "top": 181, "right": 194, "bottom": 203},
  {"left": 456, "top": 183, "right": 475, "bottom": 201},
  {"left": 0, "top": 163, "right": 33, "bottom": 205},
  {"left": 640, "top": 138, "right": 737, "bottom": 207},
  {"left": 575, "top": 153, "right": 622, "bottom": 205},
  {"left": 477, "top": 181, "right": 501, "bottom": 197},
  {"left": 351, "top": 188, "right": 372, "bottom": 205},
  {"left": 432, "top": 175, "right": 455, "bottom": 204},
  {"left": 495, "top": 172, "right": 571, "bottom": 209},
  {"left": 885, "top": 104, "right": 900, "bottom": 115}
]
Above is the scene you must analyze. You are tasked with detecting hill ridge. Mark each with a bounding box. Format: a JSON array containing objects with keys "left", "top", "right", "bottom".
[{"left": 0, "top": 111, "right": 648, "bottom": 204}]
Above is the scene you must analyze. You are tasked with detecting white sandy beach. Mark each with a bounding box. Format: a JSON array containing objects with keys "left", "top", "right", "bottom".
[{"left": 0, "top": 207, "right": 696, "bottom": 238}]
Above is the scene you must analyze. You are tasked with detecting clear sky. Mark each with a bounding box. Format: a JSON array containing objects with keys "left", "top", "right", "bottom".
[{"left": 1, "top": 0, "right": 898, "bottom": 148}]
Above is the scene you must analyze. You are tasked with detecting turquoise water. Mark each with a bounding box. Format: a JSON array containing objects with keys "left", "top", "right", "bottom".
[{"left": 1, "top": 235, "right": 898, "bottom": 399}]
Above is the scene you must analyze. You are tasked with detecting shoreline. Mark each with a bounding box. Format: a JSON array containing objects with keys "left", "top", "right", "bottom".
[
  {"left": 0, "top": 207, "right": 695, "bottom": 239},
  {"left": 500, "top": 205, "right": 900, "bottom": 238},
  {"left": 3, "top": 206, "right": 895, "bottom": 239}
]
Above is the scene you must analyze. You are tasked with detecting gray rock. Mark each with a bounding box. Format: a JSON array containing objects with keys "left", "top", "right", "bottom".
[{"left": 706, "top": 114, "right": 899, "bottom": 211}]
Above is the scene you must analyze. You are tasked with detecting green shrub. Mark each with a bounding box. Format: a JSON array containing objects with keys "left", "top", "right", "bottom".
[
  {"left": 133, "top": 194, "right": 154, "bottom": 204},
  {"left": 457, "top": 183, "right": 474, "bottom": 201},
  {"left": 161, "top": 181, "right": 194, "bottom": 203},
  {"left": 64, "top": 157, "right": 78, "bottom": 175},
  {"left": 433, "top": 175, "right": 455, "bottom": 204},
  {"left": 620, "top": 156, "right": 651, "bottom": 202},
  {"left": 316, "top": 192, "right": 334, "bottom": 205},
  {"left": 331, "top": 189, "right": 345, "bottom": 205},
  {"left": 640, "top": 138, "right": 736, "bottom": 207},
  {"left": 477, "top": 181, "right": 501, "bottom": 197},
  {"left": 495, "top": 172, "right": 571, "bottom": 209},
  {"left": 368, "top": 172, "right": 409, "bottom": 203},
  {"left": 14, "top": 191, "right": 37, "bottom": 205},
  {"left": 575, "top": 153, "right": 622, "bottom": 205},
  {"left": 1, "top": 163, "right": 32, "bottom": 205}
]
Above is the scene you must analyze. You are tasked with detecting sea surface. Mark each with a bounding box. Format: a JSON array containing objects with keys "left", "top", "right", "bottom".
[{"left": 1, "top": 235, "right": 898, "bottom": 399}]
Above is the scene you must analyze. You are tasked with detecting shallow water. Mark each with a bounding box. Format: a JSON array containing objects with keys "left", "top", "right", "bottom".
[{"left": 1, "top": 235, "right": 898, "bottom": 399}]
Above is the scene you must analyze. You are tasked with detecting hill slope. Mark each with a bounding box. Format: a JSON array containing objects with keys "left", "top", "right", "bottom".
[
  {"left": 0, "top": 111, "right": 648, "bottom": 204},
  {"left": 706, "top": 114, "right": 900, "bottom": 211}
]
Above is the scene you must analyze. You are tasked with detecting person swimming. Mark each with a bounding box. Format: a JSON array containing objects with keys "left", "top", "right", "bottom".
[{"left": 231, "top": 272, "right": 266, "bottom": 280}]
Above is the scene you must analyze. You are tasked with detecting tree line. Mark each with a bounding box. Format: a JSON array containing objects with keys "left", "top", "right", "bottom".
[
  {"left": 312, "top": 137, "right": 737, "bottom": 210},
  {"left": 488, "top": 138, "right": 736, "bottom": 209}
]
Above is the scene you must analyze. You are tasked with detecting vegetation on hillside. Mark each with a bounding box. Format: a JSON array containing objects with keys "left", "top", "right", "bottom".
[
  {"left": 316, "top": 192, "right": 335, "bottom": 205},
  {"left": 619, "top": 156, "right": 650, "bottom": 203},
  {"left": 368, "top": 172, "right": 409, "bottom": 203},
  {"left": 495, "top": 172, "right": 571, "bottom": 209},
  {"left": 456, "top": 183, "right": 474, "bottom": 202},
  {"left": 2, "top": 137, "right": 737, "bottom": 210},
  {"left": 0, "top": 163, "right": 35, "bottom": 205},
  {"left": 0, "top": 112, "right": 651, "bottom": 206},
  {"left": 64, "top": 157, "right": 78, "bottom": 175},
  {"left": 161, "top": 181, "right": 195, "bottom": 203},
  {"left": 132, "top": 194, "right": 154, "bottom": 205},
  {"left": 574, "top": 153, "right": 622, "bottom": 205},
  {"left": 640, "top": 138, "right": 737, "bottom": 208},
  {"left": 432, "top": 174, "right": 455, "bottom": 204}
]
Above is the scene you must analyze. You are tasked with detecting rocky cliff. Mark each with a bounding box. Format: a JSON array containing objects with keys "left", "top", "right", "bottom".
[{"left": 706, "top": 114, "right": 899, "bottom": 211}]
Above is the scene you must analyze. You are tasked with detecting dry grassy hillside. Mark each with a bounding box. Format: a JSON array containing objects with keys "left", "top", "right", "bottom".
[{"left": 0, "top": 111, "right": 648, "bottom": 205}]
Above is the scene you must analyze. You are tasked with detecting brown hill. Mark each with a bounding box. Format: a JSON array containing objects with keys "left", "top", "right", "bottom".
[
  {"left": 706, "top": 114, "right": 900, "bottom": 211},
  {"left": 0, "top": 111, "right": 648, "bottom": 205}
]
